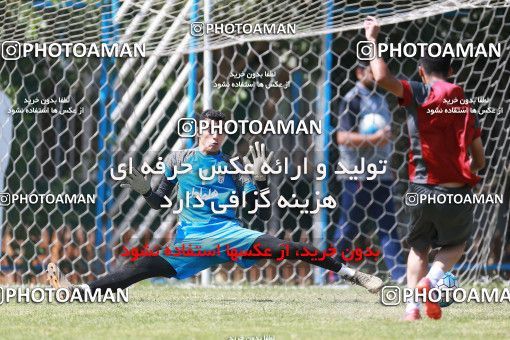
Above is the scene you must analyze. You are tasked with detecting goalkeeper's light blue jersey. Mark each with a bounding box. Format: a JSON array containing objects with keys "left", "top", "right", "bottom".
[
  {"left": 159, "top": 148, "right": 265, "bottom": 279},
  {"left": 164, "top": 148, "right": 257, "bottom": 225}
]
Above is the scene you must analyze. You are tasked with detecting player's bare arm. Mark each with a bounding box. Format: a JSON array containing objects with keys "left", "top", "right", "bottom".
[
  {"left": 469, "top": 137, "right": 486, "bottom": 173},
  {"left": 336, "top": 127, "right": 391, "bottom": 148},
  {"left": 364, "top": 16, "right": 404, "bottom": 98}
]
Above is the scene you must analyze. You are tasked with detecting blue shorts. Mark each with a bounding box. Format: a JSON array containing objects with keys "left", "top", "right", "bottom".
[{"left": 159, "top": 220, "right": 265, "bottom": 279}]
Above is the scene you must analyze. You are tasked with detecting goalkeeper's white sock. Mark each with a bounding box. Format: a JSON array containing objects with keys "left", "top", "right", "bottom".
[
  {"left": 338, "top": 265, "right": 355, "bottom": 277},
  {"left": 426, "top": 265, "right": 444, "bottom": 287}
]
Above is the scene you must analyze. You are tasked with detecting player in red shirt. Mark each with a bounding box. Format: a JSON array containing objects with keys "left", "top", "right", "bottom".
[{"left": 364, "top": 17, "right": 486, "bottom": 321}]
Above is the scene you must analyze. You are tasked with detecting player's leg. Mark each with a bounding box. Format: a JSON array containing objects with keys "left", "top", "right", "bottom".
[
  {"left": 248, "top": 234, "right": 383, "bottom": 293},
  {"left": 416, "top": 187, "right": 473, "bottom": 320},
  {"left": 416, "top": 186, "right": 474, "bottom": 319},
  {"left": 403, "top": 246, "right": 430, "bottom": 321},
  {"left": 426, "top": 242, "right": 465, "bottom": 285},
  {"left": 406, "top": 246, "right": 429, "bottom": 289},
  {"left": 368, "top": 181, "right": 406, "bottom": 282},
  {"left": 47, "top": 255, "right": 177, "bottom": 293},
  {"left": 411, "top": 242, "right": 466, "bottom": 321},
  {"left": 404, "top": 184, "right": 437, "bottom": 320}
]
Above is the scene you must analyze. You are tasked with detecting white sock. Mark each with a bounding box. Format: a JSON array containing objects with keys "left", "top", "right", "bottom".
[
  {"left": 78, "top": 284, "right": 91, "bottom": 292},
  {"left": 405, "top": 301, "right": 420, "bottom": 313},
  {"left": 426, "top": 265, "right": 445, "bottom": 287},
  {"left": 338, "top": 265, "right": 356, "bottom": 277}
]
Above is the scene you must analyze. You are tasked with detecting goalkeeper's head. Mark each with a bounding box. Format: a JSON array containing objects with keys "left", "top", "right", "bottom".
[
  {"left": 196, "top": 109, "right": 226, "bottom": 154},
  {"left": 418, "top": 51, "right": 453, "bottom": 83}
]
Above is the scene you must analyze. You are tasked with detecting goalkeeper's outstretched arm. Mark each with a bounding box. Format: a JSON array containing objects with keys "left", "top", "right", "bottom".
[
  {"left": 121, "top": 156, "right": 271, "bottom": 219},
  {"left": 121, "top": 168, "right": 175, "bottom": 210},
  {"left": 142, "top": 177, "right": 175, "bottom": 210}
]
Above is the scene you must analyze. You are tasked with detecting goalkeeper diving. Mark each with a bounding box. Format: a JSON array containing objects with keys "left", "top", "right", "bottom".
[{"left": 47, "top": 109, "right": 383, "bottom": 295}]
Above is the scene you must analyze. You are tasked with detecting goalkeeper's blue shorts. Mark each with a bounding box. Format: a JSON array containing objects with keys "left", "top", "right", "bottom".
[{"left": 159, "top": 219, "right": 264, "bottom": 279}]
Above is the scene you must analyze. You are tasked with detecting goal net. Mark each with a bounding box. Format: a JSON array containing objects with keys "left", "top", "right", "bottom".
[{"left": 0, "top": 0, "right": 509, "bottom": 286}]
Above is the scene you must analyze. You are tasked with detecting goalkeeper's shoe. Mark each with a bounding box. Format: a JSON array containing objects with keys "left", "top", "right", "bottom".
[
  {"left": 346, "top": 270, "right": 384, "bottom": 293},
  {"left": 416, "top": 277, "right": 442, "bottom": 320},
  {"left": 47, "top": 262, "right": 73, "bottom": 290}
]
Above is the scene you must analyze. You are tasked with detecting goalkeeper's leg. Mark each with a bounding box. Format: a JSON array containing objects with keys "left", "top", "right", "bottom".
[
  {"left": 248, "top": 234, "right": 383, "bottom": 293},
  {"left": 47, "top": 256, "right": 176, "bottom": 294}
]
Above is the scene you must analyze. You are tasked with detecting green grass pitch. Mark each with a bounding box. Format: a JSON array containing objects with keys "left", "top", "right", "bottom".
[{"left": 2, "top": 283, "right": 509, "bottom": 339}]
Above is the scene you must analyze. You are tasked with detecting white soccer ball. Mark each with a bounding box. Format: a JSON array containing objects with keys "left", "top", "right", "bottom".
[{"left": 359, "top": 113, "right": 387, "bottom": 135}]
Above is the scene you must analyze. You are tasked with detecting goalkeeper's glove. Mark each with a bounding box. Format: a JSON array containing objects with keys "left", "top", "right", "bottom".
[
  {"left": 120, "top": 168, "right": 151, "bottom": 195},
  {"left": 243, "top": 141, "right": 274, "bottom": 181}
]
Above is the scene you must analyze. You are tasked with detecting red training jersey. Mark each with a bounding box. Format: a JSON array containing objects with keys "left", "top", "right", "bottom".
[{"left": 398, "top": 79, "right": 481, "bottom": 187}]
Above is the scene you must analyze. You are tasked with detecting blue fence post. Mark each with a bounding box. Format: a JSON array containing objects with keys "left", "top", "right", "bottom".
[{"left": 317, "top": 0, "right": 334, "bottom": 285}]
